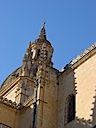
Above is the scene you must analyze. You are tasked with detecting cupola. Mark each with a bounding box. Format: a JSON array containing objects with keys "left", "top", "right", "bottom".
[{"left": 22, "top": 23, "right": 54, "bottom": 78}]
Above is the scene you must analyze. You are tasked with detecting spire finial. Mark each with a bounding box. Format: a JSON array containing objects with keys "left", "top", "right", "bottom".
[
  {"left": 42, "top": 22, "right": 46, "bottom": 28},
  {"left": 38, "top": 22, "right": 46, "bottom": 40}
]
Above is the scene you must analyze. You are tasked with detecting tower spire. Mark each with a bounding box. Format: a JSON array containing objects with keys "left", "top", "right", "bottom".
[
  {"left": 42, "top": 22, "right": 46, "bottom": 28},
  {"left": 38, "top": 22, "right": 46, "bottom": 40}
]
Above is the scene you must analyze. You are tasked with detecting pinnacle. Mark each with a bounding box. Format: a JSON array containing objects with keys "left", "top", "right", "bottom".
[{"left": 38, "top": 22, "right": 47, "bottom": 40}]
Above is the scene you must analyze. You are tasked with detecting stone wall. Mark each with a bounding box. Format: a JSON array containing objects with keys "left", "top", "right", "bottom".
[
  {"left": 57, "top": 53, "right": 96, "bottom": 128},
  {"left": 57, "top": 69, "right": 76, "bottom": 128},
  {"left": 19, "top": 105, "right": 34, "bottom": 128},
  {"left": 0, "top": 103, "right": 20, "bottom": 128},
  {"left": 75, "top": 53, "right": 96, "bottom": 127},
  {"left": 36, "top": 68, "right": 58, "bottom": 128}
]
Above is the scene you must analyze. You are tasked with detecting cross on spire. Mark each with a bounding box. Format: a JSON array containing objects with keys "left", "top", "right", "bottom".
[
  {"left": 38, "top": 22, "right": 47, "bottom": 40},
  {"left": 42, "top": 22, "right": 46, "bottom": 28}
]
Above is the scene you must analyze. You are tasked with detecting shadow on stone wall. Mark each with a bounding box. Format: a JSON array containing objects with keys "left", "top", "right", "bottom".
[
  {"left": 63, "top": 65, "right": 96, "bottom": 128},
  {"left": 75, "top": 78, "right": 96, "bottom": 128}
]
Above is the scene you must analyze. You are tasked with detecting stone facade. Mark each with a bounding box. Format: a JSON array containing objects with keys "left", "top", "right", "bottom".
[{"left": 0, "top": 24, "right": 96, "bottom": 128}]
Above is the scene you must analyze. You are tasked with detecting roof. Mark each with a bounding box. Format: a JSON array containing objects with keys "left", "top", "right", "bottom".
[
  {"left": 70, "top": 42, "right": 96, "bottom": 65},
  {"left": 1, "top": 67, "right": 22, "bottom": 88},
  {"left": 32, "top": 23, "right": 52, "bottom": 46},
  {"left": 61, "top": 42, "right": 96, "bottom": 72}
]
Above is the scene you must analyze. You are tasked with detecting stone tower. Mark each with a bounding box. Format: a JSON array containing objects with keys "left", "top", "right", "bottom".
[
  {"left": 0, "top": 24, "right": 96, "bottom": 128},
  {"left": 0, "top": 23, "right": 58, "bottom": 128},
  {"left": 19, "top": 23, "right": 57, "bottom": 128}
]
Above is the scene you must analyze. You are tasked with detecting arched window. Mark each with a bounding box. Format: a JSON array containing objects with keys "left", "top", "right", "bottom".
[
  {"left": 45, "top": 50, "right": 48, "bottom": 60},
  {"left": 37, "top": 49, "right": 40, "bottom": 59},
  {"left": 65, "top": 94, "right": 75, "bottom": 124}
]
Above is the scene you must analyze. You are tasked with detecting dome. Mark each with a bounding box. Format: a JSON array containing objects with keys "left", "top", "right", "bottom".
[{"left": 1, "top": 67, "right": 22, "bottom": 88}]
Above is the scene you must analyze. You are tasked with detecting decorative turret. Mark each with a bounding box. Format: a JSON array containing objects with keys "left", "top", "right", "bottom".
[
  {"left": 38, "top": 22, "right": 47, "bottom": 40},
  {"left": 22, "top": 42, "right": 33, "bottom": 78},
  {"left": 22, "top": 23, "right": 54, "bottom": 78}
]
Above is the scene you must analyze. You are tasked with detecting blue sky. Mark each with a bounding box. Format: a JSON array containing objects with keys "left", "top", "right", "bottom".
[{"left": 0, "top": 0, "right": 96, "bottom": 85}]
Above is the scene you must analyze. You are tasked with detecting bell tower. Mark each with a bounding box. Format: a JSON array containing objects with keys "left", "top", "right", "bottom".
[
  {"left": 31, "top": 22, "right": 54, "bottom": 68},
  {"left": 22, "top": 22, "right": 54, "bottom": 79},
  {"left": 0, "top": 23, "right": 58, "bottom": 128},
  {"left": 20, "top": 23, "right": 56, "bottom": 128},
  {"left": 15, "top": 23, "right": 54, "bottom": 106}
]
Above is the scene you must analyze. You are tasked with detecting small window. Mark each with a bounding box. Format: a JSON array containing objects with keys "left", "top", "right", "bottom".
[
  {"left": 37, "top": 49, "right": 40, "bottom": 59},
  {"left": 31, "top": 51, "right": 33, "bottom": 58},
  {"left": 45, "top": 51, "right": 48, "bottom": 60},
  {"left": 65, "top": 94, "right": 75, "bottom": 124}
]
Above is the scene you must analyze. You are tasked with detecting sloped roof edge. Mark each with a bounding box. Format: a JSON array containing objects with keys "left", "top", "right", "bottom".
[
  {"left": 61, "top": 42, "right": 96, "bottom": 72},
  {"left": 70, "top": 42, "right": 96, "bottom": 65}
]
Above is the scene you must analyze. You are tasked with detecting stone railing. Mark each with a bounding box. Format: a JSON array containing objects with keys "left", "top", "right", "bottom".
[{"left": 0, "top": 96, "right": 23, "bottom": 110}]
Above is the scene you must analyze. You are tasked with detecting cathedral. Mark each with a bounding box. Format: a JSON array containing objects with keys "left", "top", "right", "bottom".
[{"left": 0, "top": 24, "right": 96, "bottom": 128}]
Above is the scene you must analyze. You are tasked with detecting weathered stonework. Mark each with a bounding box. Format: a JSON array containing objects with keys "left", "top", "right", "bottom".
[{"left": 0, "top": 24, "right": 96, "bottom": 128}]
